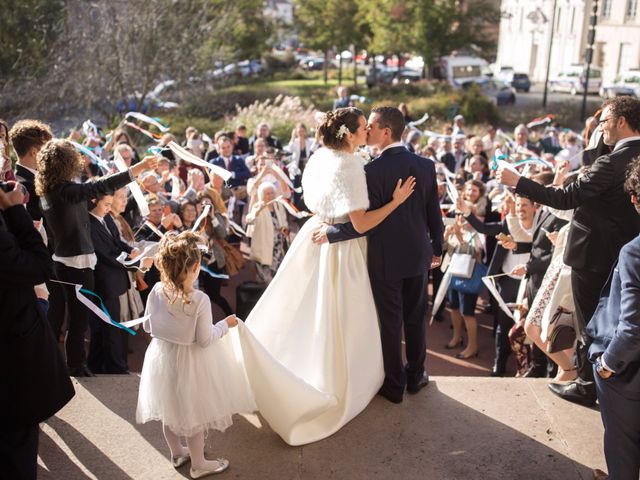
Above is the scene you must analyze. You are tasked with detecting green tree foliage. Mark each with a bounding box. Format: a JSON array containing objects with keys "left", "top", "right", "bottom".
[
  {"left": 360, "top": 0, "right": 499, "bottom": 75},
  {"left": 0, "top": 0, "right": 64, "bottom": 85}
]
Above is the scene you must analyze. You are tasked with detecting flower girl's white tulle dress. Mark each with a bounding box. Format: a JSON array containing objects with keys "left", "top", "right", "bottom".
[{"left": 137, "top": 283, "right": 256, "bottom": 436}]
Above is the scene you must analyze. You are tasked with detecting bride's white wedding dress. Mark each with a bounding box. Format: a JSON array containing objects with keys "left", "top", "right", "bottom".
[{"left": 230, "top": 147, "right": 384, "bottom": 446}]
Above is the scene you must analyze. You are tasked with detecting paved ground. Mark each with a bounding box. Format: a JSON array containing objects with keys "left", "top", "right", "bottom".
[{"left": 38, "top": 376, "right": 605, "bottom": 480}]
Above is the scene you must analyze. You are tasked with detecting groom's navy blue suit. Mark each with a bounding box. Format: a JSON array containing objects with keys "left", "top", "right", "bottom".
[{"left": 327, "top": 145, "right": 444, "bottom": 398}]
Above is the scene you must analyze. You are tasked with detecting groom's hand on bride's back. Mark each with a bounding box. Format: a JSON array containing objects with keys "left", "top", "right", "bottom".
[
  {"left": 311, "top": 223, "right": 330, "bottom": 245},
  {"left": 430, "top": 256, "right": 441, "bottom": 269}
]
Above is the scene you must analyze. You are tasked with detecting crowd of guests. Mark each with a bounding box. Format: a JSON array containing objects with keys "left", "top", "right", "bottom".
[{"left": 1, "top": 95, "right": 639, "bottom": 479}]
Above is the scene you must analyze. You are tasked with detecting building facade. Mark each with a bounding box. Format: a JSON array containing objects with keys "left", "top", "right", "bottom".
[{"left": 496, "top": 0, "right": 640, "bottom": 82}]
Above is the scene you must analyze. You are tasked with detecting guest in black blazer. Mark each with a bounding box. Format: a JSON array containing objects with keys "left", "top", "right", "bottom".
[
  {"left": 9, "top": 119, "right": 53, "bottom": 221},
  {"left": 0, "top": 183, "right": 74, "bottom": 480},
  {"left": 498, "top": 96, "right": 640, "bottom": 406},
  {"left": 88, "top": 192, "right": 151, "bottom": 374},
  {"left": 37, "top": 139, "right": 157, "bottom": 377}
]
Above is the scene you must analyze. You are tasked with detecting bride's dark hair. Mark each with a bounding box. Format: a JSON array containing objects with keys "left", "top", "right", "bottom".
[{"left": 317, "top": 107, "right": 364, "bottom": 149}]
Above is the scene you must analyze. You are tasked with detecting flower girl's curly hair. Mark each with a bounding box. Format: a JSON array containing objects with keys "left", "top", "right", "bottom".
[
  {"left": 317, "top": 107, "right": 364, "bottom": 149},
  {"left": 156, "top": 231, "right": 202, "bottom": 305}
]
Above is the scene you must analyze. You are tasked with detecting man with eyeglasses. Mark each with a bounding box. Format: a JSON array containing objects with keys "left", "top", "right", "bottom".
[{"left": 496, "top": 96, "right": 640, "bottom": 406}]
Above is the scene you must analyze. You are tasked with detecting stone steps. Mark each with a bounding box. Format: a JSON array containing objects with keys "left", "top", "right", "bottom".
[{"left": 37, "top": 376, "right": 605, "bottom": 480}]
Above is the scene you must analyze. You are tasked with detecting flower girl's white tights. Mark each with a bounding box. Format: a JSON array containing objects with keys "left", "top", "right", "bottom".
[{"left": 163, "top": 425, "right": 224, "bottom": 471}]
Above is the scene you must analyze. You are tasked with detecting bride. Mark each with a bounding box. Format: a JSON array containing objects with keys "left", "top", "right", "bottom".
[{"left": 233, "top": 107, "right": 415, "bottom": 445}]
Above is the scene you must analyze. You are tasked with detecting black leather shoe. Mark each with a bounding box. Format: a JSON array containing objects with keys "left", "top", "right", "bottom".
[
  {"left": 69, "top": 364, "right": 95, "bottom": 377},
  {"left": 377, "top": 387, "right": 403, "bottom": 404},
  {"left": 548, "top": 380, "right": 596, "bottom": 407},
  {"left": 407, "top": 373, "right": 430, "bottom": 394},
  {"left": 522, "top": 365, "right": 547, "bottom": 378}
]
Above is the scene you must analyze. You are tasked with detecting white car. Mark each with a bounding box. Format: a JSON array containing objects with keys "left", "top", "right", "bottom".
[
  {"left": 600, "top": 70, "right": 640, "bottom": 98},
  {"left": 549, "top": 65, "right": 601, "bottom": 95}
]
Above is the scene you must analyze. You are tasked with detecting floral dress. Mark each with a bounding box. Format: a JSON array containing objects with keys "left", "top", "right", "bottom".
[{"left": 255, "top": 209, "right": 289, "bottom": 283}]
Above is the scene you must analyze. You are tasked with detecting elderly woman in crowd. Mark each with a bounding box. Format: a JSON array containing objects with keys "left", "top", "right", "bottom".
[
  {"left": 37, "top": 139, "right": 155, "bottom": 377},
  {"left": 246, "top": 182, "right": 290, "bottom": 284},
  {"left": 247, "top": 154, "right": 291, "bottom": 202}
]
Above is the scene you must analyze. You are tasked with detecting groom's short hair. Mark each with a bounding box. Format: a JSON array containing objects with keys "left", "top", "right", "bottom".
[{"left": 372, "top": 106, "right": 405, "bottom": 141}]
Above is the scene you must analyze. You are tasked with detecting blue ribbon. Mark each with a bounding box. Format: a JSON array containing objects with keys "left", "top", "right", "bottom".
[
  {"left": 80, "top": 288, "right": 137, "bottom": 336},
  {"left": 200, "top": 264, "right": 230, "bottom": 279}
]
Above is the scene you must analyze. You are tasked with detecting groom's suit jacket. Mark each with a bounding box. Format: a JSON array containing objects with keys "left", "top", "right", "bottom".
[{"left": 326, "top": 146, "right": 444, "bottom": 281}]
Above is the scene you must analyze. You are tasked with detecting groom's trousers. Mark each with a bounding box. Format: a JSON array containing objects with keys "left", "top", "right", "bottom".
[{"left": 370, "top": 272, "right": 428, "bottom": 396}]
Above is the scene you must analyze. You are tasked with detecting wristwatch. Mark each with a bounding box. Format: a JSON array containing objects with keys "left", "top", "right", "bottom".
[{"left": 595, "top": 356, "right": 614, "bottom": 379}]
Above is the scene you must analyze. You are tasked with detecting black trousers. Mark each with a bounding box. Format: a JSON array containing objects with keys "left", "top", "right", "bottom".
[
  {"left": 429, "top": 266, "right": 446, "bottom": 319},
  {"left": 0, "top": 424, "right": 39, "bottom": 480},
  {"left": 87, "top": 295, "right": 129, "bottom": 374},
  {"left": 571, "top": 269, "right": 611, "bottom": 382},
  {"left": 48, "top": 263, "right": 95, "bottom": 369},
  {"left": 200, "top": 269, "right": 233, "bottom": 316},
  {"left": 594, "top": 366, "right": 640, "bottom": 480},
  {"left": 370, "top": 272, "right": 428, "bottom": 396},
  {"left": 494, "top": 276, "right": 521, "bottom": 371}
]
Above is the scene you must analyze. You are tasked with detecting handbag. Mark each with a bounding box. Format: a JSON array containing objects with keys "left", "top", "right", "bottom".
[
  {"left": 546, "top": 307, "right": 576, "bottom": 353},
  {"left": 451, "top": 262, "right": 488, "bottom": 295},
  {"left": 449, "top": 253, "right": 475, "bottom": 279}
]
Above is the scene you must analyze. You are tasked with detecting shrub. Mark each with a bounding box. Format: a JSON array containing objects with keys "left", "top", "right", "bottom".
[
  {"left": 224, "top": 95, "right": 318, "bottom": 140},
  {"left": 262, "top": 52, "right": 297, "bottom": 72}
]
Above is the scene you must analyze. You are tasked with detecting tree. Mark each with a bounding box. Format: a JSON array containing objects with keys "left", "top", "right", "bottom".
[
  {"left": 360, "top": 0, "right": 419, "bottom": 74},
  {"left": 295, "top": 0, "right": 362, "bottom": 85},
  {"left": 414, "top": 0, "right": 500, "bottom": 77},
  {"left": 0, "top": 0, "right": 63, "bottom": 88}
]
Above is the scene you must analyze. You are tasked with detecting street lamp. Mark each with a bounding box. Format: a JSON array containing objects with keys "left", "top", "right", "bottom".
[
  {"left": 581, "top": 0, "right": 599, "bottom": 121},
  {"left": 542, "top": 0, "right": 558, "bottom": 109}
]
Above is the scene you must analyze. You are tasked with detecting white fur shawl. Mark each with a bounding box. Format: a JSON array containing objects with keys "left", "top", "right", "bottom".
[{"left": 301, "top": 148, "right": 369, "bottom": 219}]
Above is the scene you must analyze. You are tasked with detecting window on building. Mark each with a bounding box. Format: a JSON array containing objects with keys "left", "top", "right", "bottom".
[
  {"left": 626, "top": 0, "right": 638, "bottom": 17},
  {"left": 556, "top": 6, "right": 562, "bottom": 31},
  {"left": 601, "top": 0, "right": 612, "bottom": 18}
]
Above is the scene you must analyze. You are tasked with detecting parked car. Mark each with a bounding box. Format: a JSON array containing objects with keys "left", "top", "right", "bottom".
[
  {"left": 462, "top": 79, "right": 516, "bottom": 106},
  {"left": 499, "top": 72, "right": 531, "bottom": 92},
  {"left": 442, "top": 55, "right": 490, "bottom": 88},
  {"left": 366, "top": 67, "right": 421, "bottom": 87},
  {"left": 600, "top": 70, "right": 640, "bottom": 98},
  {"left": 549, "top": 65, "right": 602, "bottom": 95},
  {"left": 299, "top": 56, "right": 327, "bottom": 71}
]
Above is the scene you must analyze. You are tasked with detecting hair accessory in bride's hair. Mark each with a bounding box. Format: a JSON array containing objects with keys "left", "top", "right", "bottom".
[{"left": 336, "top": 124, "right": 350, "bottom": 139}]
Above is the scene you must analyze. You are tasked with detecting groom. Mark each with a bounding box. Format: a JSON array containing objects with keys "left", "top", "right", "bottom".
[{"left": 312, "top": 106, "right": 444, "bottom": 403}]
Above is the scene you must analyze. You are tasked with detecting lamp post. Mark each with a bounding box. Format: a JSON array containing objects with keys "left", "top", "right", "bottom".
[
  {"left": 581, "top": 0, "right": 599, "bottom": 121},
  {"left": 542, "top": 0, "right": 558, "bottom": 109}
]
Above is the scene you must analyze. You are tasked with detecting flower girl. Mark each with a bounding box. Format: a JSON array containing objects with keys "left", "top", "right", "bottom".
[{"left": 136, "top": 231, "right": 255, "bottom": 478}]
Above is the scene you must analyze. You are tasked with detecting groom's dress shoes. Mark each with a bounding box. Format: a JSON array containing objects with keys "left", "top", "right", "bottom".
[
  {"left": 548, "top": 380, "right": 597, "bottom": 407},
  {"left": 407, "top": 373, "right": 429, "bottom": 394},
  {"left": 377, "top": 386, "right": 403, "bottom": 404}
]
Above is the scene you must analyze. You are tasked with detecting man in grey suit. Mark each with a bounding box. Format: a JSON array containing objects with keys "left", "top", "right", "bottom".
[{"left": 586, "top": 156, "right": 640, "bottom": 480}]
